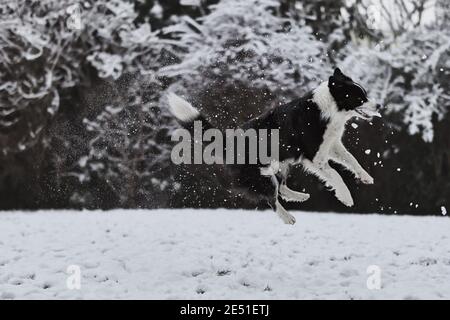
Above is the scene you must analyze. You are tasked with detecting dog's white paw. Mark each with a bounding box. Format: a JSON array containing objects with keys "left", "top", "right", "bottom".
[
  {"left": 280, "top": 212, "right": 296, "bottom": 225},
  {"left": 335, "top": 188, "right": 354, "bottom": 207},
  {"left": 358, "top": 171, "right": 374, "bottom": 185},
  {"left": 275, "top": 201, "right": 296, "bottom": 225}
]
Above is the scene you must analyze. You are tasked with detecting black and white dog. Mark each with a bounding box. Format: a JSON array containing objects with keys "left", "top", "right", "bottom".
[{"left": 168, "top": 68, "right": 381, "bottom": 224}]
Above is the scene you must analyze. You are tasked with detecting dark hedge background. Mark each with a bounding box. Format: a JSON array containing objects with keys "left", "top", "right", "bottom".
[{"left": 0, "top": 0, "right": 448, "bottom": 215}]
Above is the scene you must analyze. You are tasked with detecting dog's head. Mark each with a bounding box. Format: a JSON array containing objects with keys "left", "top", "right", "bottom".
[{"left": 328, "top": 68, "right": 381, "bottom": 120}]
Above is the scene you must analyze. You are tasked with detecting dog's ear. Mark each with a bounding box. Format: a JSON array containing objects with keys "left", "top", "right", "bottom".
[
  {"left": 329, "top": 74, "right": 343, "bottom": 87},
  {"left": 334, "top": 68, "right": 343, "bottom": 77},
  {"left": 329, "top": 68, "right": 353, "bottom": 86},
  {"left": 329, "top": 75, "right": 335, "bottom": 86}
]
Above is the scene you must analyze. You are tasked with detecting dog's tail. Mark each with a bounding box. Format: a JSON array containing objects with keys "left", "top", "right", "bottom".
[
  {"left": 167, "top": 92, "right": 229, "bottom": 188},
  {"left": 167, "top": 92, "right": 213, "bottom": 130}
]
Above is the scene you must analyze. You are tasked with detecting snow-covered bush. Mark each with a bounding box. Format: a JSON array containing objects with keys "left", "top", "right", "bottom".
[
  {"left": 0, "top": 0, "right": 161, "bottom": 154},
  {"left": 162, "top": 0, "right": 329, "bottom": 99},
  {"left": 340, "top": 28, "right": 449, "bottom": 142},
  {"left": 73, "top": 76, "right": 175, "bottom": 207}
]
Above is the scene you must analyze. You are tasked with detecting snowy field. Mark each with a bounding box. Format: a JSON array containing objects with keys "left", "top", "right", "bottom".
[{"left": 0, "top": 209, "right": 449, "bottom": 300}]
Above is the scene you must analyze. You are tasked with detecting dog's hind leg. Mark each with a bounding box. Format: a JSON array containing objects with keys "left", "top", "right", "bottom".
[
  {"left": 275, "top": 163, "right": 310, "bottom": 203},
  {"left": 269, "top": 175, "right": 296, "bottom": 225},
  {"left": 279, "top": 183, "right": 310, "bottom": 203},
  {"left": 275, "top": 199, "right": 296, "bottom": 225},
  {"left": 259, "top": 164, "right": 296, "bottom": 224}
]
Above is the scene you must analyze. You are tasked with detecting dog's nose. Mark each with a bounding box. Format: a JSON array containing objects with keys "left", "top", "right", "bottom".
[{"left": 376, "top": 104, "right": 382, "bottom": 110}]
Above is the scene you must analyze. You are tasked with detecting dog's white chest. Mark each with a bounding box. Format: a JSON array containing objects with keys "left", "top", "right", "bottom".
[{"left": 314, "top": 116, "right": 347, "bottom": 163}]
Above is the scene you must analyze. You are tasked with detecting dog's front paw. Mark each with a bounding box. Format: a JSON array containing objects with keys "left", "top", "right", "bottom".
[
  {"left": 358, "top": 171, "right": 374, "bottom": 185},
  {"left": 335, "top": 188, "right": 354, "bottom": 207}
]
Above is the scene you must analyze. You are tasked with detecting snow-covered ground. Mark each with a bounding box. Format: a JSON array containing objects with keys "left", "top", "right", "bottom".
[{"left": 0, "top": 209, "right": 449, "bottom": 300}]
